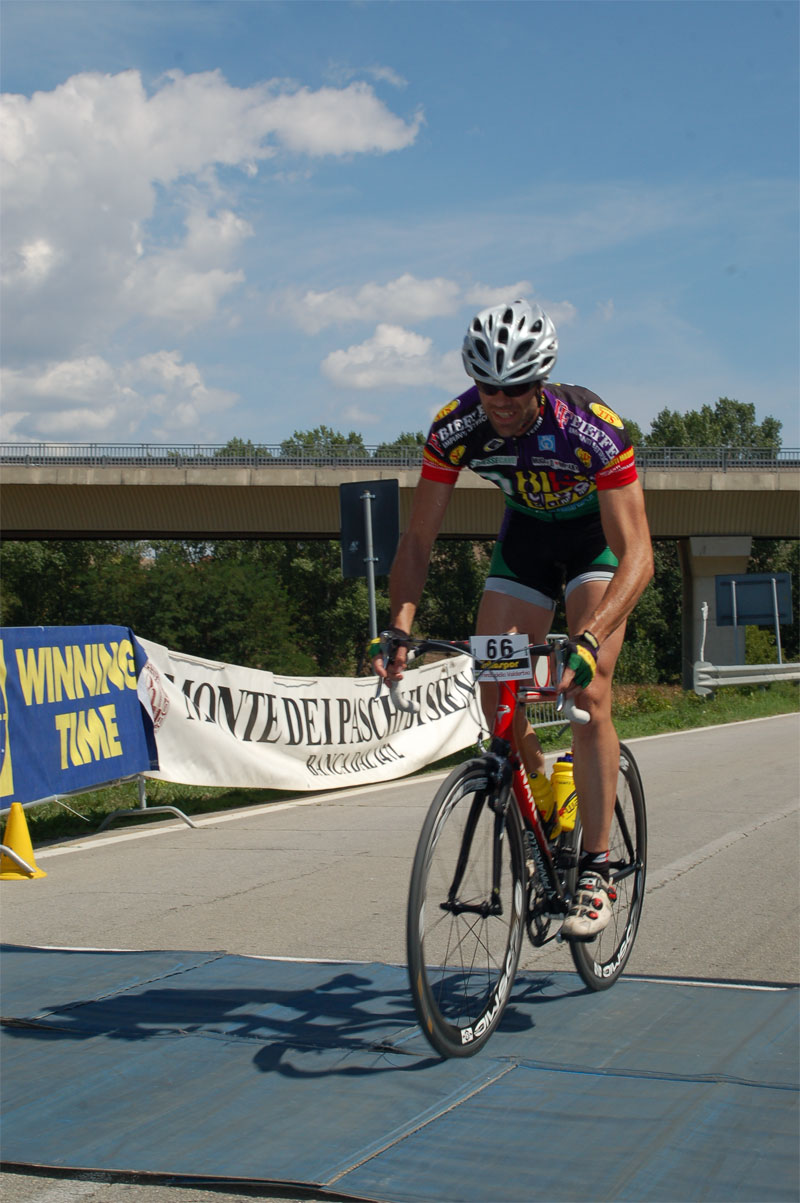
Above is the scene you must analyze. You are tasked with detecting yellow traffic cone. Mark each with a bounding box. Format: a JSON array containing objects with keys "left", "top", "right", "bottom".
[{"left": 0, "top": 803, "right": 47, "bottom": 879}]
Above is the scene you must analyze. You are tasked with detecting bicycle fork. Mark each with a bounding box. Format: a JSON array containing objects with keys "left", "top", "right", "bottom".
[{"left": 441, "top": 751, "right": 513, "bottom": 920}]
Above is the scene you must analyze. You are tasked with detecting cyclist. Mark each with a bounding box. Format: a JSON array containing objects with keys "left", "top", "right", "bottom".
[{"left": 372, "top": 299, "right": 653, "bottom": 939}]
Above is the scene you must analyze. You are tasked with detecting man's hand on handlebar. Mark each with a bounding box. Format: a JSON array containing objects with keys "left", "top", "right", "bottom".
[
  {"left": 369, "top": 627, "right": 410, "bottom": 682},
  {"left": 558, "top": 630, "right": 600, "bottom": 698}
]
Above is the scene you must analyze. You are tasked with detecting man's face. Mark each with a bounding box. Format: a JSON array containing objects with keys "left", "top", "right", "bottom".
[{"left": 475, "top": 381, "right": 541, "bottom": 438}]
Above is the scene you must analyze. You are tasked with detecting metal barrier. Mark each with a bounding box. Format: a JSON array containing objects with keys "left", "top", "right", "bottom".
[
  {"left": 1, "top": 443, "right": 798, "bottom": 471},
  {"left": 693, "top": 661, "right": 800, "bottom": 696}
]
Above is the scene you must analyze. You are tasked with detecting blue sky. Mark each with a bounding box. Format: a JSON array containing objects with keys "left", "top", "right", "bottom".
[{"left": 2, "top": 0, "right": 798, "bottom": 448}]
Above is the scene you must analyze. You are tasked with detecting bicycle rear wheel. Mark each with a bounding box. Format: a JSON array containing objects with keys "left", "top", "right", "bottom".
[
  {"left": 407, "top": 760, "right": 526, "bottom": 1058},
  {"left": 569, "top": 743, "right": 647, "bottom": 990}
]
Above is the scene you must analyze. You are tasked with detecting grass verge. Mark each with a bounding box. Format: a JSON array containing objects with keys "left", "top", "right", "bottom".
[{"left": 9, "top": 682, "right": 799, "bottom": 846}]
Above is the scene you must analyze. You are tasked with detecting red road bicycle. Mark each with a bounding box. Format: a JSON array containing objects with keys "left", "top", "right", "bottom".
[{"left": 382, "top": 632, "right": 647, "bottom": 1059}]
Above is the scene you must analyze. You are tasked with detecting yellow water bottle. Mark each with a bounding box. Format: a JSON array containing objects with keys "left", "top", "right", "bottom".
[
  {"left": 550, "top": 753, "right": 578, "bottom": 833},
  {"left": 527, "top": 771, "right": 555, "bottom": 824}
]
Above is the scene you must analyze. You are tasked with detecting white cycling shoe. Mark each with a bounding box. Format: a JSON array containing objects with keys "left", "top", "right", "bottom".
[{"left": 562, "top": 871, "right": 617, "bottom": 941}]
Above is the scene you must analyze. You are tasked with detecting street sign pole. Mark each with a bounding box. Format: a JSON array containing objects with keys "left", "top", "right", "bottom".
[
  {"left": 362, "top": 489, "right": 378, "bottom": 640},
  {"left": 771, "top": 576, "right": 783, "bottom": 664}
]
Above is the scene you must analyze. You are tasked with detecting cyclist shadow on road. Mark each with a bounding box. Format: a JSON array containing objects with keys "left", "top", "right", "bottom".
[{"left": 2, "top": 951, "right": 583, "bottom": 1075}]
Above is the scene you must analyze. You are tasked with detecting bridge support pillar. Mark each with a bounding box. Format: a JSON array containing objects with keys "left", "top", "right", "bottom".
[{"left": 678, "top": 536, "right": 752, "bottom": 688}]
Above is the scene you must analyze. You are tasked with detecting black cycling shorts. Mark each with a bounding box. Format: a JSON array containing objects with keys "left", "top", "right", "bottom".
[{"left": 485, "top": 509, "right": 618, "bottom": 611}]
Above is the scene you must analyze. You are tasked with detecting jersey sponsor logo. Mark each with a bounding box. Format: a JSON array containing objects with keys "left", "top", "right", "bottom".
[
  {"left": 599, "top": 446, "right": 635, "bottom": 476},
  {"left": 537, "top": 435, "right": 556, "bottom": 451},
  {"left": 569, "top": 413, "right": 620, "bottom": 461},
  {"left": 576, "top": 447, "right": 592, "bottom": 468},
  {"left": 590, "top": 402, "right": 624, "bottom": 429},
  {"left": 433, "top": 399, "right": 459, "bottom": 422},
  {"left": 473, "top": 455, "right": 518, "bottom": 470},
  {"left": 552, "top": 399, "right": 570, "bottom": 429},
  {"left": 449, "top": 445, "right": 466, "bottom": 465},
  {"left": 435, "top": 408, "right": 486, "bottom": 450},
  {"left": 483, "top": 438, "right": 505, "bottom": 452},
  {"left": 512, "top": 468, "right": 594, "bottom": 511}
]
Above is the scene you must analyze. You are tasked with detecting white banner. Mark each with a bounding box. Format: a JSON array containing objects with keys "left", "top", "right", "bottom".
[{"left": 137, "top": 638, "right": 483, "bottom": 791}]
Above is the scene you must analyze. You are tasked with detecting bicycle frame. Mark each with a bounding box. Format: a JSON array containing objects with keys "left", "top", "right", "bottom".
[{"left": 486, "top": 675, "right": 572, "bottom": 915}]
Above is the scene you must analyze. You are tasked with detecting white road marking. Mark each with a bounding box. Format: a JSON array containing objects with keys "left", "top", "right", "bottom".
[{"left": 646, "top": 803, "right": 798, "bottom": 891}]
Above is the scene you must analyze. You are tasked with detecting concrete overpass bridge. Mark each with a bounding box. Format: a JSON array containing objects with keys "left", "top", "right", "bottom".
[{"left": 1, "top": 443, "right": 798, "bottom": 685}]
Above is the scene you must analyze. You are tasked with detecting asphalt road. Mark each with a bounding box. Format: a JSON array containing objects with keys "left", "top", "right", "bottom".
[{"left": 2, "top": 713, "right": 799, "bottom": 1203}]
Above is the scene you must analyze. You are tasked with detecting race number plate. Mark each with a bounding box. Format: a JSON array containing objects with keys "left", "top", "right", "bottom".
[{"left": 470, "top": 634, "right": 532, "bottom": 681}]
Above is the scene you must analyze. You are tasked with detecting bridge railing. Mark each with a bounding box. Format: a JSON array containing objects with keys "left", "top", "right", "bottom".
[{"left": 0, "top": 444, "right": 798, "bottom": 470}]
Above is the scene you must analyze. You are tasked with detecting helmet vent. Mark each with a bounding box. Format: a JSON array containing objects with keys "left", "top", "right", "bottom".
[{"left": 461, "top": 299, "right": 558, "bottom": 385}]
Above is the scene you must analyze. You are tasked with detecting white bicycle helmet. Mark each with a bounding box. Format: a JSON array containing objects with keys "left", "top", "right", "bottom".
[{"left": 462, "top": 299, "right": 558, "bottom": 386}]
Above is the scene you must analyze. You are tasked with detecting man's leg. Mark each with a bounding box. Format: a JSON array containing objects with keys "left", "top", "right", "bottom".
[
  {"left": 561, "top": 580, "right": 626, "bottom": 938},
  {"left": 475, "top": 588, "right": 554, "bottom": 776},
  {"left": 564, "top": 579, "right": 626, "bottom": 851}
]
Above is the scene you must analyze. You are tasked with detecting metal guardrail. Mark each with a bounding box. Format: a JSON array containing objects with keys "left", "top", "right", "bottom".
[
  {"left": 693, "top": 660, "right": 800, "bottom": 696},
  {"left": 0, "top": 444, "right": 797, "bottom": 471}
]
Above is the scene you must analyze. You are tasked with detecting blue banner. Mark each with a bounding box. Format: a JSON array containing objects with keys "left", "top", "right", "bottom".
[{"left": 0, "top": 626, "right": 159, "bottom": 808}]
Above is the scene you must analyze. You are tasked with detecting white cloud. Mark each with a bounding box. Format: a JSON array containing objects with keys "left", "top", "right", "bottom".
[
  {"left": 263, "top": 81, "right": 422, "bottom": 155},
  {"left": 0, "top": 68, "right": 422, "bottom": 361},
  {"left": 124, "top": 208, "right": 251, "bottom": 326},
  {"left": 283, "top": 274, "right": 575, "bottom": 334},
  {"left": 326, "top": 62, "right": 409, "bottom": 90},
  {"left": 0, "top": 350, "right": 237, "bottom": 442},
  {"left": 462, "top": 282, "right": 534, "bottom": 308},
  {"left": 286, "top": 274, "right": 463, "bottom": 332},
  {"left": 321, "top": 324, "right": 463, "bottom": 391},
  {"left": 302, "top": 278, "right": 578, "bottom": 393}
]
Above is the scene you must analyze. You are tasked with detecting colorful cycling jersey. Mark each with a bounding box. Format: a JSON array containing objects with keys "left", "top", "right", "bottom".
[{"left": 421, "top": 383, "right": 638, "bottom": 521}]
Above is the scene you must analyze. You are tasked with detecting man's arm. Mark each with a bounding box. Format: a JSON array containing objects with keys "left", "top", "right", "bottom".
[
  {"left": 588, "top": 478, "right": 654, "bottom": 643},
  {"left": 560, "top": 479, "right": 654, "bottom": 694},
  {"left": 375, "top": 475, "right": 455, "bottom": 679}
]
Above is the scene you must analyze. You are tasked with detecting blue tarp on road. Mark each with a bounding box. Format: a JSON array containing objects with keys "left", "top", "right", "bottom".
[{"left": 1, "top": 944, "right": 797, "bottom": 1202}]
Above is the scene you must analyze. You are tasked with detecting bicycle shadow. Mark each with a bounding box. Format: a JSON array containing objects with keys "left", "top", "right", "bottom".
[{"left": 2, "top": 949, "right": 583, "bottom": 1076}]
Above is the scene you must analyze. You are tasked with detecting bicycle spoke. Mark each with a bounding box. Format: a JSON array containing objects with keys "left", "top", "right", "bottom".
[{"left": 407, "top": 762, "right": 525, "bottom": 1056}]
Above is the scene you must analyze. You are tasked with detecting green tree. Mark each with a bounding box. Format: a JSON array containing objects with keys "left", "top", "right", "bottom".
[
  {"left": 134, "top": 543, "right": 314, "bottom": 673},
  {"left": 621, "top": 416, "right": 643, "bottom": 446},
  {"left": 645, "top": 397, "right": 782, "bottom": 450},
  {"left": 749, "top": 538, "right": 799, "bottom": 661},
  {"left": 615, "top": 542, "right": 683, "bottom": 683},
  {"left": 280, "top": 426, "right": 366, "bottom": 460},
  {"left": 416, "top": 541, "right": 492, "bottom": 639},
  {"left": 255, "top": 539, "right": 386, "bottom": 675},
  {"left": 374, "top": 431, "right": 426, "bottom": 463},
  {"left": 0, "top": 540, "right": 145, "bottom": 629},
  {"left": 213, "top": 437, "right": 273, "bottom": 461}
]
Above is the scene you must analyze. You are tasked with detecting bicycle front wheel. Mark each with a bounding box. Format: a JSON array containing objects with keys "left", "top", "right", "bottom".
[
  {"left": 569, "top": 743, "right": 647, "bottom": 990},
  {"left": 407, "top": 760, "right": 526, "bottom": 1058}
]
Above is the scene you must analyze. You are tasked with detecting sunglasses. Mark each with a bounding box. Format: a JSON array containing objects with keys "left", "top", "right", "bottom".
[{"left": 476, "top": 381, "right": 534, "bottom": 398}]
